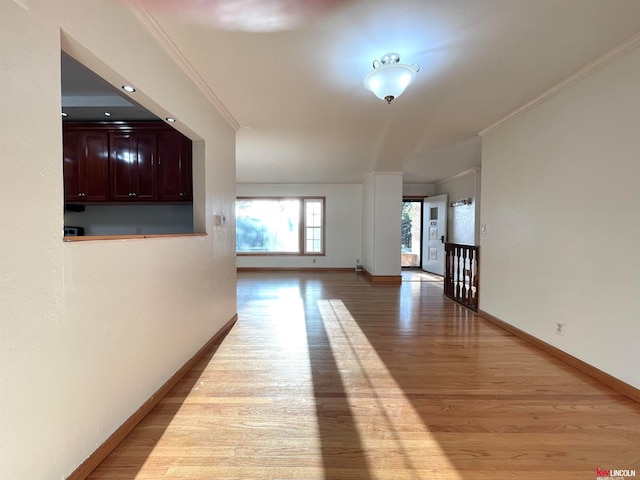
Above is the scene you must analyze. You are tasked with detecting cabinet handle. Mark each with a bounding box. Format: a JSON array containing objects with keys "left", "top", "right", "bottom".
[
  {"left": 179, "top": 192, "right": 184, "bottom": 198},
  {"left": 132, "top": 192, "right": 137, "bottom": 197}
]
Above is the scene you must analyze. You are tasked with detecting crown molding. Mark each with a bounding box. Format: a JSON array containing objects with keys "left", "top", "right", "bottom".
[
  {"left": 127, "top": 5, "right": 241, "bottom": 131},
  {"left": 436, "top": 166, "right": 480, "bottom": 186},
  {"left": 373, "top": 171, "right": 405, "bottom": 176},
  {"left": 479, "top": 31, "right": 640, "bottom": 137}
]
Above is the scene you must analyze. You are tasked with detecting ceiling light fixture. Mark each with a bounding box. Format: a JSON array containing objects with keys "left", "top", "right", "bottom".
[
  {"left": 364, "top": 53, "right": 419, "bottom": 104},
  {"left": 104, "top": 112, "right": 111, "bottom": 117},
  {"left": 122, "top": 85, "right": 136, "bottom": 93},
  {"left": 165, "top": 117, "right": 176, "bottom": 123},
  {"left": 61, "top": 112, "right": 68, "bottom": 117}
]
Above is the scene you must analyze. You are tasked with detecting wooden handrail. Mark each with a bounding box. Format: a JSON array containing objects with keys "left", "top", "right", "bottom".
[{"left": 445, "top": 243, "right": 479, "bottom": 311}]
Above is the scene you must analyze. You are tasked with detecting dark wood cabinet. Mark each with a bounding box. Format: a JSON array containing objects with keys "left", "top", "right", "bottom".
[
  {"left": 109, "top": 131, "right": 157, "bottom": 201},
  {"left": 63, "top": 129, "right": 109, "bottom": 202},
  {"left": 157, "top": 130, "right": 192, "bottom": 202},
  {"left": 63, "top": 122, "right": 192, "bottom": 204}
]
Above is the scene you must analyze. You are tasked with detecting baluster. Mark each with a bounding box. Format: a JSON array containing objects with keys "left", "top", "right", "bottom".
[
  {"left": 450, "top": 245, "right": 455, "bottom": 297},
  {"left": 459, "top": 246, "right": 464, "bottom": 303},
  {"left": 461, "top": 247, "right": 468, "bottom": 302},
  {"left": 455, "top": 246, "right": 461, "bottom": 300},
  {"left": 473, "top": 248, "right": 479, "bottom": 308},
  {"left": 450, "top": 246, "right": 455, "bottom": 296},
  {"left": 467, "top": 248, "right": 474, "bottom": 306},
  {"left": 445, "top": 244, "right": 451, "bottom": 296}
]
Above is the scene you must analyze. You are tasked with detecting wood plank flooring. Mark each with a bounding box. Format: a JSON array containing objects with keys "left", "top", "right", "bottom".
[{"left": 88, "top": 271, "right": 640, "bottom": 479}]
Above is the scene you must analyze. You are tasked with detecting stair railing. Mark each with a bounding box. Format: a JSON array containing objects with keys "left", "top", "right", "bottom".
[{"left": 444, "top": 243, "right": 479, "bottom": 311}]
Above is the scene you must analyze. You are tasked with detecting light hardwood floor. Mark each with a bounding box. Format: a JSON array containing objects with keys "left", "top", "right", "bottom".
[{"left": 89, "top": 271, "right": 640, "bottom": 479}]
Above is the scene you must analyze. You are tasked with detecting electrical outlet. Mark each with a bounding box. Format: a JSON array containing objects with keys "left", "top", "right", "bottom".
[
  {"left": 312, "top": 258, "right": 316, "bottom": 263},
  {"left": 555, "top": 322, "right": 565, "bottom": 336}
]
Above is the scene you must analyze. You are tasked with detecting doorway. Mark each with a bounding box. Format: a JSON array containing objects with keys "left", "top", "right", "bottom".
[{"left": 401, "top": 200, "right": 422, "bottom": 267}]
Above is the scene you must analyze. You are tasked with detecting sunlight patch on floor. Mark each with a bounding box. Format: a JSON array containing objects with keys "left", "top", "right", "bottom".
[{"left": 317, "top": 298, "right": 462, "bottom": 479}]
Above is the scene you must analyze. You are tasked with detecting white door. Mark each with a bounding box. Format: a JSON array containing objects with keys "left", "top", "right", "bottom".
[{"left": 421, "top": 194, "right": 448, "bottom": 275}]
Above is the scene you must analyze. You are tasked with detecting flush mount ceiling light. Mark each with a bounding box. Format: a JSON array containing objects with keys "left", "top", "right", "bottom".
[
  {"left": 165, "top": 117, "right": 176, "bottom": 123},
  {"left": 364, "top": 53, "right": 420, "bottom": 104},
  {"left": 122, "top": 85, "right": 136, "bottom": 93}
]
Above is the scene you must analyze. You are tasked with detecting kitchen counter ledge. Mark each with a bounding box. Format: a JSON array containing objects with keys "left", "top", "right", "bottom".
[{"left": 64, "top": 233, "right": 207, "bottom": 242}]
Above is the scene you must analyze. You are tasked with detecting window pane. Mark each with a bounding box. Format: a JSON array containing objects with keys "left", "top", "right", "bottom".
[
  {"left": 305, "top": 199, "right": 322, "bottom": 227},
  {"left": 306, "top": 237, "right": 321, "bottom": 253},
  {"left": 306, "top": 227, "right": 316, "bottom": 240},
  {"left": 305, "top": 226, "right": 321, "bottom": 253},
  {"left": 236, "top": 199, "right": 300, "bottom": 253}
]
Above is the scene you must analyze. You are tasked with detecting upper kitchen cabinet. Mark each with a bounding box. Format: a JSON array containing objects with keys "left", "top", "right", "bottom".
[
  {"left": 109, "top": 130, "right": 157, "bottom": 202},
  {"left": 62, "top": 122, "right": 193, "bottom": 204},
  {"left": 157, "top": 129, "right": 192, "bottom": 202},
  {"left": 63, "top": 129, "right": 109, "bottom": 202}
]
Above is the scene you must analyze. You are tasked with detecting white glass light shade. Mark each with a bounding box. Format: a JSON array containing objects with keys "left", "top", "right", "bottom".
[{"left": 364, "top": 54, "right": 419, "bottom": 104}]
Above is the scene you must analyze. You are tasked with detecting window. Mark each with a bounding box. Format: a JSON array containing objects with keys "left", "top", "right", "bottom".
[{"left": 236, "top": 197, "right": 325, "bottom": 255}]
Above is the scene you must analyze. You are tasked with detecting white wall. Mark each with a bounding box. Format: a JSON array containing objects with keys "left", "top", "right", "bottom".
[
  {"left": 236, "top": 184, "right": 362, "bottom": 269},
  {"left": 403, "top": 183, "right": 435, "bottom": 197},
  {"left": 435, "top": 168, "right": 481, "bottom": 245},
  {"left": 0, "top": 2, "right": 236, "bottom": 479},
  {"left": 481, "top": 47, "right": 640, "bottom": 389},
  {"left": 362, "top": 177, "right": 375, "bottom": 273},
  {"left": 361, "top": 173, "right": 403, "bottom": 276}
]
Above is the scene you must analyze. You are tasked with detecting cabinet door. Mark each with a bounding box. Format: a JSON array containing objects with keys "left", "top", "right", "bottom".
[
  {"left": 110, "top": 131, "right": 157, "bottom": 201},
  {"left": 64, "top": 129, "right": 109, "bottom": 202},
  {"left": 157, "top": 130, "right": 192, "bottom": 202},
  {"left": 63, "top": 130, "right": 81, "bottom": 202}
]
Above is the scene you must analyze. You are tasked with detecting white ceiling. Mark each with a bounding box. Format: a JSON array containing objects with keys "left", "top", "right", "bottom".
[
  {"left": 61, "top": 52, "right": 160, "bottom": 122},
  {"left": 102, "top": 0, "right": 640, "bottom": 183}
]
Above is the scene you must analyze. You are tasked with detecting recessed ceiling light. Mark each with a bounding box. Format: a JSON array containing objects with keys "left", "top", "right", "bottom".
[
  {"left": 104, "top": 112, "right": 111, "bottom": 117},
  {"left": 61, "top": 112, "right": 68, "bottom": 117},
  {"left": 122, "top": 85, "right": 136, "bottom": 93},
  {"left": 166, "top": 117, "right": 176, "bottom": 123}
]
